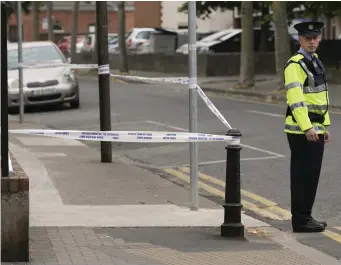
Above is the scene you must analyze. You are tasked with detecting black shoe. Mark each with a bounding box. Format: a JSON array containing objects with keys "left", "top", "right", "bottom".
[
  {"left": 311, "top": 217, "right": 327, "bottom": 228},
  {"left": 292, "top": 219, "right": 325, "bottom": 233}
]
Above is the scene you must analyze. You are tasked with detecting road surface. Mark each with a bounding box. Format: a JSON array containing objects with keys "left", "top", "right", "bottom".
[{"left": 11, "top": 77, "right": 341, "bottom": 261}]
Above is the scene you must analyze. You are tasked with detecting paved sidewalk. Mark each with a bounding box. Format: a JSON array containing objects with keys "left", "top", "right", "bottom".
[{"left": 4, "top": 119, "right": 341, "bottom": 264}]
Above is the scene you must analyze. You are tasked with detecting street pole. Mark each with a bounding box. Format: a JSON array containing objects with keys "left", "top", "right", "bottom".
[
  {"left": 96, "top": 1, "right": 112, "bottom": 163},
  {"left": 17, "top": 1, "right": 24, "bottom": 123},
  {"left": 117, "top": 1, "right": 128, "bottom": 73},
  {"left": 1, "top": 2, "right": 9, "bottom": 177},
  {"left": 47, "top": 2, "right": 54, "bottom": 41},
  {"left": 188, "top": 1, "right": 198, "bottom": 210}
]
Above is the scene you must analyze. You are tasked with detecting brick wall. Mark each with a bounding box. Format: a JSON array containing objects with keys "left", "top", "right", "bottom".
[
  {"left": 7, "top": 1, "right": 163, "bottom": 42},
  {"left": 133, "top": 1, "right": 161, "bottom": 27},
  {"left": 8, "top": 10, "right": 136, "bottom": 42}
]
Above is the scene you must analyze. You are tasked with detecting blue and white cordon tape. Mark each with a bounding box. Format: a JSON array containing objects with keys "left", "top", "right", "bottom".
[
  {"left": 8, "top": 129, "right": 240, "bottom": 145},
  {"left": 15, "top": 61, "right": 236, "bottom": 144}
]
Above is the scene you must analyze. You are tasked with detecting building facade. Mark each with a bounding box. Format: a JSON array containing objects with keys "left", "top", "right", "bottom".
[
  {"left": 160, "top": 1, "right": 234, "bottom": 32},
  {"left": 7, "top": 1, "right": 162, "bottom": 42}
]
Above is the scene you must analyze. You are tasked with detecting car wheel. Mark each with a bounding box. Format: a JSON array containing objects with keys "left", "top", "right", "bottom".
[
  {"left": 8, "top": 107, "right": 18, "bottom": 114},
  {"left": 70, "top": 99, "right": 80, "bottom": 109}
]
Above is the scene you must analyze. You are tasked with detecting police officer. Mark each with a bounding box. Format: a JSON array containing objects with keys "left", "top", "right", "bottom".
[{"left": 284, "top": 21, "right": 331, "bottom": 233}]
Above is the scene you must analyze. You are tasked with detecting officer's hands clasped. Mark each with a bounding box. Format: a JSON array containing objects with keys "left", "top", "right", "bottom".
[
  {"left": 324, "top": 131, "right": 331, "bottom": 143},
  {"left": 305, "top": 128, "right": 319, "bottom": 142},
  {"left": 305, "top": 128, "right": 331, "bottom": 143}
]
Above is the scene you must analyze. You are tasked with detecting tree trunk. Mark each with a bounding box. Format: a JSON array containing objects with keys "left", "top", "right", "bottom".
[
  {"left": 117, "top": 1, "right": 129, "bottom": 73},
  {"left": 239, "top": 1, "right": 254, "bottom": 89},
  {"left": 259, "top": 4, "right": 270, "bottom": 52},
  {"left": 273, "top": 1, "right": 291, "bottom": 90},
  {"left": 32, "top": 2, "right": 39, "bottom": 41},
  {"left": 71, "top": 1, "right": 79, "bottom": 62},
  {"left": 47, "top": 2, "right": 54, "bottom": 42}
]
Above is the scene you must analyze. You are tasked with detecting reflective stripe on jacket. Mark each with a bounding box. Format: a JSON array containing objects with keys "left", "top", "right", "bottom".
[{"left": 284, "top": 53, "right": 331, "bottom": 134}]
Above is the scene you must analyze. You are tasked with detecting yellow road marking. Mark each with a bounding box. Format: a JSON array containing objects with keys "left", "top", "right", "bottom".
[
  {"left": 165, "top": 167, "right": 341, "bottom": 245},
  {"left": 164, "top": 168, "right": 284, "bottom": 220},
  {"left": 178, "top": 167, "right": 292, "bottom": 220},
  {"left": 111, "top": 77, "right": 128, "bottom": 84},
  {"left": 322, "top": 230, "right": 341, "bottom": 244}
]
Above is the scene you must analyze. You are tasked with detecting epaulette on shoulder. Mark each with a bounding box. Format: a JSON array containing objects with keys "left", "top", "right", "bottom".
[
  {"left": 290, "top": 53, "right": 304, "bottom": 63},
  {"left": 284, "top": 54, "right": 304, "bottom": 70}
]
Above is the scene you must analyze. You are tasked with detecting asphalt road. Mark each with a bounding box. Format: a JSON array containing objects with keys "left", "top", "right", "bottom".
[{"left": 11, "top": 77, "right": 341, "bottom": 260}]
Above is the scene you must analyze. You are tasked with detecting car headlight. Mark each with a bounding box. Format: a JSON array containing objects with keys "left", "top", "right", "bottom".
[
  {"left": 8, "top": 79, "right": 19, "bottom": 89},
  {"left": 61, "top": 69, "right": 74, "bottom": 83}
]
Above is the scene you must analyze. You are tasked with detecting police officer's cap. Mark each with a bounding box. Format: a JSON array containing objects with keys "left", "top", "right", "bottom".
[{"left": 294, "top": 21, "right": 324, "bottom": 37}]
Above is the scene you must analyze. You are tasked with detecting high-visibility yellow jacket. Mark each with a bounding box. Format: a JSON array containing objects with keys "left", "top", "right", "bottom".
[{"left": 284, "top": 53, "right": 330, "bottom": 134}]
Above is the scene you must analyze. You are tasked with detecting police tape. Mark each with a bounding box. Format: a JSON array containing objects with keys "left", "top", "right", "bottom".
[
  {"left": 7, "top": 129, "right": 240, "bottom": 144},
  {"left": 110, "top": 74, "right": 190, "bottom": 84},
  {"left": 17, "top": 61, "right": 232, "bottom": 130},
  {"left": 196, "top": 85, "right": 232, "bottom": 129},
  {"left": 8, "top": 152, "right": 13, "bottom": 173},
  {"left": 18, "top": 61, "right": 190, "bottom": 84},
  {"left": 110, "top": 75, "right": 232, "bottom": 129}
]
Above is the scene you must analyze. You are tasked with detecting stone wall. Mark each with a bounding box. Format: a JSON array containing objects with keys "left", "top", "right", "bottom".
[
  {"left": 72, "top": 52, "right": 278, "bottom": 76},
  {"left": 70, "top": 51, "right": 340, "bottom": 83}
]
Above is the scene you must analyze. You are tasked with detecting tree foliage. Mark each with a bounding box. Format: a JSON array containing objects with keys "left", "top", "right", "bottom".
[
  {"left": 178, "top": 1, "right": 341, "bottom": 24},
  {"left": 295, "top": 1, "right": 341, "bottom": 19},
  {"left": 178, "top": 1, "right": 241, "bottom": 19},
  {"left": 4, "top": 1, "right": 33, "bottom": 20}
]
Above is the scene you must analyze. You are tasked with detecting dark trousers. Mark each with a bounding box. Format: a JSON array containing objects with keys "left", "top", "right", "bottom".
[{"left": 286, "top": 133, "right": 325, "bottom": 224}]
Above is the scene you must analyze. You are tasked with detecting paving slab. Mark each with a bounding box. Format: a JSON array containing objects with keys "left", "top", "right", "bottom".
[{"left": 6, "top": 226, "right": 340, "bottom": 265}]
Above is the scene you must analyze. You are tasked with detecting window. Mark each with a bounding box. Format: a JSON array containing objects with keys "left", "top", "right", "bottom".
[
  {"left": 135, "top": 31, "right": 151, "bottom": 40},
  {"left": 53, "top": 24, "right": 63, "bottom": 31},
  {"left": 88, "top": 24, "right": 95, "bottom": 33},
  {"left": 7, "top": 45, "right": 64, "bottom": 70},
  {"left": 230, "top": 33, "right": 241, "bottom": 44}
]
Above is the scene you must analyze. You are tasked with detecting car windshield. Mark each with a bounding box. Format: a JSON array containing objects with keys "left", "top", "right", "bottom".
[{"left": 7, "top": 45, "right": 64, "bottom": 70}]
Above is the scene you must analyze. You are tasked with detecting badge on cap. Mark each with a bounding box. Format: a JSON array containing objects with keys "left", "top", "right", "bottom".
[{"left": 308, "top": 24, "right": 314, "bottom": 30}]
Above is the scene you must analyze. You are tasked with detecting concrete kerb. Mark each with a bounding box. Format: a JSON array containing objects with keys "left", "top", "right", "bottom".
[{"left": 200, "top": 86, "right": 341, "bottom": 112}]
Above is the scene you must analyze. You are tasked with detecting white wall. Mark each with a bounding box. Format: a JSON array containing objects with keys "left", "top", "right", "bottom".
[{"left": 161, "top": 1, "right": 234, "bottom": 32}]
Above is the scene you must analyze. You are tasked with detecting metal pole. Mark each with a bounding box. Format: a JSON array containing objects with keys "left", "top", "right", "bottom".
[
  {"left": 47, "top": 2, "right": 54, "bottom": 41},
  {"left": 96, "top": 1, "right": 112, "bottom": 163},
  {"left": 17, "top": 1, "right": 24, "bottom": 123},
  {"left": 1, "top": 2, "right": 9, "bottom": 177},
  {"left": 188, "top": 1, "right": 198, "bottom": 210},
  {"left": 221, "top": 129, "right": 244, "bottom": 238}
]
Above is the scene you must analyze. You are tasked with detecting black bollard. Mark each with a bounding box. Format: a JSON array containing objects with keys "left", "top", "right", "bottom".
[{"left": 221, "top": 128, "right": 244, "bottom": 237}]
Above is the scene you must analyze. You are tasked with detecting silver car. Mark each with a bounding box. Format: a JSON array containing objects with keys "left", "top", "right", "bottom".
[{"left": 7, "top": 41, "right": 80, "bottom": 110}]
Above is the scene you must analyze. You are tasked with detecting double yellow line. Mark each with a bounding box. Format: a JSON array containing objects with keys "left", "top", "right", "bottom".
[
  {"left": 165, "top": 167, "right": 291, "bottom": 220},
  {"left": 164, "top": 166, "right": 341, "bottom": 244}
]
